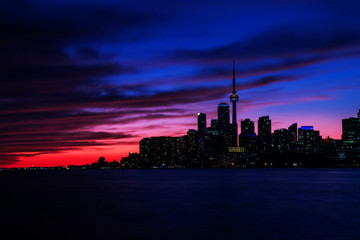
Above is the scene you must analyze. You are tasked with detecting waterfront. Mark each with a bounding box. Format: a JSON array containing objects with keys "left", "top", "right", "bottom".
[{"left": 1, "top": 168, "right": 359, "bottom": 239}]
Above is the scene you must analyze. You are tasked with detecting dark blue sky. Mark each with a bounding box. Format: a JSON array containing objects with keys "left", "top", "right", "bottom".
[{"left": 1, "top": 0, "right": 360, "bottom": 167}]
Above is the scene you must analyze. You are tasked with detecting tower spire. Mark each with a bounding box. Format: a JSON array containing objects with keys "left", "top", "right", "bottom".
[
  {"left": 230, "top": 60, "right": 239, "bottom": 146},
  {"left": 232, "top": 59, "right": 236, "bottom": 93}
]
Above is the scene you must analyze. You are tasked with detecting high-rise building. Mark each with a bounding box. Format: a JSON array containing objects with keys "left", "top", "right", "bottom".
[
  {"left": 183, "top": 129, "right": 208, "bottom": 167},
  {"left": 273, "top": 128, "right": 291, "bottom": 152},
  {"left": 211, "top": 119, "right": 218, "bottom": 129},
  {"left": 257, "top": 116, "right": 272, "bottom": 151},
  {"left": 241, "top": 119, "right": 255, "bottom": 135},
  {"left": 342, "top": 118, "right": 358, "bottom": 144},
  {"left": 141, "top": 136, "right": 186, "bottom": 168},
  {"left": 208, "top": 119, "right": 219, "bottom": 136},
  {"left": 342, "top": 110, "right": 360, "bottom": 147},
  {"left": 218, "top": 103, "right": 229, "bottom": 127},
  {"left": 288, "top": 123, "right": 298, "bottom": 142},
  {"left": 288, "top": 123, "right": 298, "bottom": 151},
  {"left": 150, "top": 137, "right": 171, "bottom": 167},
  {"left": 139, "top": 138, "right": 151, "bottom": 167},
  {"left": 239, "top": 119, "right": 256, "bottom": 150},
  {"left": 197, "top": 113, "right": 206, "bottom": 133},
  {"left": 258, "top": 116, "right": 271, "bottom": 137},
  {"left": 217, "top": 103, "right": 238, "bottom": 147},
  {"left": 298, "top": 126, "right": 322, "bottom": 153}
]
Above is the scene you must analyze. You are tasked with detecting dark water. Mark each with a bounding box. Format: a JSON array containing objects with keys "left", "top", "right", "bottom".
[{"left": 1, "top": 169, "right": 359, "bottom": 240}]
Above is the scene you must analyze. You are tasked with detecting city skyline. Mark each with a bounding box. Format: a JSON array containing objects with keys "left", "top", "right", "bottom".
[
  {"left": 2, "top": 0, "right": 360, "bottom": 168},
  {"left": 4, "top": 84, "right": 360, "bottom": 169}
]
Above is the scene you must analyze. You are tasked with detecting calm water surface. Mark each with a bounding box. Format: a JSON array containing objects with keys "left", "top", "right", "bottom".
[{"left": 1, "top": 168, "right": 359, "bottom": 239}]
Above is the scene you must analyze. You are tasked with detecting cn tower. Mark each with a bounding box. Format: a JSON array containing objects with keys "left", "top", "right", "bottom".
[{"left": 230, "top": 60, "right": 239, "bottom": 125}]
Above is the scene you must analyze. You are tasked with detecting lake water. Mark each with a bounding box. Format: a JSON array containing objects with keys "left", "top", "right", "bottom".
[{"left": 1, "top": 168, "right": 359, "bottom": 239}]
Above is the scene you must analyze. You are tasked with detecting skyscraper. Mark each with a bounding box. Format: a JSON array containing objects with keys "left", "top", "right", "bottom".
[
  {"left": 258, "top": 115, "right": 272, "bottom": 151},
  {"left": 298, "top": 126, "right": 322, "bottom": 153},
  {"left": 140, "top": 138, "right": 152, "bottom": 168},
  {"left": 211, "top": 119, "right": 218, "bottom": 129},
  {"left": 288, "top": 123, "right": 298, "bottom": 142},
  {"left": 239, "top": 119, "right": 256, "bottom": 150},
  {"left": 218, "top": 103, "right": 229, "bottom": 127},
  {"left": 342, "top": 110, "right": 360, "bottom": 146},
  {"left": 273, "top": 128, "right": 291, "bottom": 152},
  {"left": 197, "top": 113, "right": 206, "bottom": 133},
  {"left": 288, "top": 123, "right": 298, "bottom": 151},
  {"left": 241, "top": 119, "right": 255, "bottom": 135},
  {"left": 217, "top": 103, "right": 237, "bottom": 146},
  {"left": 142, "top": 136, "right": 185, "bottom": 168},
  {"left": 258, "top": 116, "right": 271, "bottom": 137}
]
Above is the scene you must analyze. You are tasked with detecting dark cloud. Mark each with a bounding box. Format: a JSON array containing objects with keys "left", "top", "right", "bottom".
[
  {"left": 0, "top": 1, "right": 158, "bottom": 47},
  {"left": 242, "top": 76, "right": 299, "bottom": 89},
  {"left": 0, "top": 0, "right": 158, "bottom": 105},
  {"left": 190, "top": 59, "right": 314, "bottom": 82},
  {"left": 0, "top": 73, "right": 297, "bottom": 117},
  {"left": 169, "top": 28, "right": 360, "bottom": 62},
  {"left": 116, "top": 113, "right": 194, "bottom": 124},
  {"left": 0, "top": 131, "right": 133, "bottom": 142},
  {"left": 0, "top": 109, "right": 186, "bottom": 133},
  {"left": 0, "top": 64, "right": 136, "bottom": 100}
]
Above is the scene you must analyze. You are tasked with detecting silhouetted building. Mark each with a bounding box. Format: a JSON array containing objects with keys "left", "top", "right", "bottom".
[
  {"left": 239, "top": 119, "right": 256, "bottom": 151},
  {"left": 183, "top": 129, "right": 208, "bottom": 167},
  {"left": 98, "top": 157, "right": 105, "bottom": 164},
  {"left": 197, "top": 113, "right": 206, "bottom": 133},
  {"left": 211, "top": 119, "right": 218, "bottom": 130},
  {"left": 90, "top": 157, "right": 120, "bottom": 169},
  {"left": 323, "top": 136, "right": 342, "bottom": 153},
  {"left": 273, "top": 129, "right": 291, "bottom": 152},
  {"left": 288, "top": 123, "right": 298, "bottom": 151},
  {"left": 342, "top": 110, "right": 360, "bottom": 148},
  {"left": 139, "top": 136, "right": 185, "bottom": 168},
  {"left": 241, "top": 119, "right": 255, "bottom": 134},
  {"left": 140, "top": 138, "right": 151, "bottom": 167},
  {"left": 288, "top": 123, "right": 297, "bottom": 141},
  {"left": 228, "top": 124, "right": 238, "bottom": 147},
  {"left": 258, "top": 115, "right": 272, "bottom": 151},
  {"left": 218, "top": 103, "right": 230, "bottom": 126},
  {"left": 217, "top": 103, "right": 237, "bottom": 146},
  {"left": 174, "top": 137, "right": 186, "bottom": 165},
  {"left": 258, "top": 116, "right": 271, "bottom": 137},
  {"left": 121, "top": 153, "right": 140, "bottom": 168},
  {"left": 298, "top": 126, "right": 322, "bottom": 153}
]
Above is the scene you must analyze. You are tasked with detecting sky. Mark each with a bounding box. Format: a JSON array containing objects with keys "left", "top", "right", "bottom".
[{"left": 1, "top": 0, "right": 360, "bottom": 168}]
